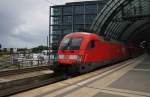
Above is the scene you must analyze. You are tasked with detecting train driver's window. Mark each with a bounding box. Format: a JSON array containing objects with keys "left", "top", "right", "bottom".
[{"left": 87, "top": 40, "right": 95, "bottom": 49}]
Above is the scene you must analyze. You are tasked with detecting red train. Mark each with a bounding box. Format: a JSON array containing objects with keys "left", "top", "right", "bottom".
[{"left": 53, "top": 32, "right": 142, "bottom": 73}]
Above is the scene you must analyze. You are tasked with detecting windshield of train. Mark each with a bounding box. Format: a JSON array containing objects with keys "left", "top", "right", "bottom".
[{"left": 60, "top": 37, "right": 82, "bottom": 50}]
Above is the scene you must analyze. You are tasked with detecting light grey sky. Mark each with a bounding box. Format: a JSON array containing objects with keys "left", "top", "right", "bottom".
[{"left": 0, "top": 0, "right": 93, "bottom": 48}]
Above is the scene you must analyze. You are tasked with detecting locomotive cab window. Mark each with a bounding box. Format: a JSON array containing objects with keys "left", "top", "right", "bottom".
[
  {"left": 70, "top": 38, "right": 82, "bottom": 50},
  {"left": 87, "top": 40, "right": 95, "bottom": 49},
  {"left": 60, "top": 37, "right": 82, "bottom": 50}
]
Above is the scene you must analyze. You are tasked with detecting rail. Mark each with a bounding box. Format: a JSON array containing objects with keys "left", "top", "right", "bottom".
[
  {"left": 0, "top": 56, "right": 140, "bottom": 97},
  {"left": 0, "top": 73, "right": 66, "bottom": 97},
  {"left": 0, "top": 66, "right": 49, "bottom": 77}
]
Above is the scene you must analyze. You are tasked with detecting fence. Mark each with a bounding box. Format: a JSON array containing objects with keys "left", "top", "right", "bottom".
[{"left": 0, "top": 51, "right": 59, "bottom": 71}]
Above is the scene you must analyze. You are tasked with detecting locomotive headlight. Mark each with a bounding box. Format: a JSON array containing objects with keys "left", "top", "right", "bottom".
[
  {"left": 69, "top": 55, "right": 82, "bottom": 62},
  {"left": 69, "top": 55, "right": 78, "bottom": 60},
  {"left": 59, "top": 55, "right": 64, "bottom": 59}
]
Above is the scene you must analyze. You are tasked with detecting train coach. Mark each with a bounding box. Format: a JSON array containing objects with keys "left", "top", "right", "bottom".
[{"left": 53, "top": 32, "right": 138, "bottom": 73}]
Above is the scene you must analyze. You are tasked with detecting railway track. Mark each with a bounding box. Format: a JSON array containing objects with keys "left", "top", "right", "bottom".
[
  {"left": 0, "top": 58, "right": 138, "bottom": 97},
  {"left": 0, "top": 73, "right": 67, "bottom": 97},
  {"left": 0, "top": 66, "right": 49, "bottom": 77}
]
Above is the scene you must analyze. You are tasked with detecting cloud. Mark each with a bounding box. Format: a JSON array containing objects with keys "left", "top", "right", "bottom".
[
  {"left": 0, "top": 0, "right": 49, "bottom": 48},
  {"left": 0, "top": 0, "right": 94, "bottom": 48},
  {"left": 46, "top": 0, "right": 94, "bottom": 5}
]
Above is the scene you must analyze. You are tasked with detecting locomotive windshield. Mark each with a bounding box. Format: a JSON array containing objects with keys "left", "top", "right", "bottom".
[{"left": 60, "top": 37, "right": 82, "bottom": 50}]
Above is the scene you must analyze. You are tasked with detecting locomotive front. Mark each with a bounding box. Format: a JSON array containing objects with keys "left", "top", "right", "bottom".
[
  {"left": 55, "top": 32, "right": 101, "bottom": 73},
  {"left": 58, "top": 34, "right": 85, "bottom": 65}
]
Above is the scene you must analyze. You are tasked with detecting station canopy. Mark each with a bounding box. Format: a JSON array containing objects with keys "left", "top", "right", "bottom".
[{"left": 90, "top": 0, "right": 150, "bottom": 45}]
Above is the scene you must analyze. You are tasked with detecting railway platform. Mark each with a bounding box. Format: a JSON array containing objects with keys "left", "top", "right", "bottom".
[
  {"left": 0, "top": 70, "right": 52, "bottom": 83},
  {"left": 11, "top": 55, "right": 150, "bottom": 97}
]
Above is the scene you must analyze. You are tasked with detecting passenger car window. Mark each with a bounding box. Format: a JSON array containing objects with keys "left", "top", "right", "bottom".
[{"left": 87, "top": 40, "right": 95, "bottom": 49}]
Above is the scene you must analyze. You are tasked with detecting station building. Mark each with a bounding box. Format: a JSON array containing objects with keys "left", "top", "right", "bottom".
[{"left": 49, "top": 0, "right": 109, "bottom": 50}]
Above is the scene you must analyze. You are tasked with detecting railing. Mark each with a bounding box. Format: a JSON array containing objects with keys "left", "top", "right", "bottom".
[
  {"left": 0, "top": 50, "right": 61, "bottom": 71},
  {"left": 12, "top": 58, "right": 48, "bottom": 69},
  {"left": 0, "top": 53, "right": 53, "bottom": 71}
]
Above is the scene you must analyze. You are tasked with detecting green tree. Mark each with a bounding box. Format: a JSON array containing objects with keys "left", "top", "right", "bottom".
[
  {"left": 10, "top": 48, "right": 13, "bottom": 53},
  {"left": 32, "top": 45, "right": 48, "bottom": 53}
]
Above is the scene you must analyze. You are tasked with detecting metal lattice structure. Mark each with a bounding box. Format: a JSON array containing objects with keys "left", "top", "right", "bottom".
[{"left": 91, "top": 0, "right": 150, "bottom": 45}]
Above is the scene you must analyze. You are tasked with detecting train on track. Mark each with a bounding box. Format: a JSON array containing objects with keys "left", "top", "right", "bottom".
[{"left": 52, "top": 32, "right": 143, "bottom": 74}]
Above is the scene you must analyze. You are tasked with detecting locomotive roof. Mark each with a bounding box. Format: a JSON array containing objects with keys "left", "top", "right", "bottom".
[
  {"left": 65, "top": 32, "right": 125, "bottom": 45},
  {"left": 65, "top": 32, "right": 98, "bottom": 37}
]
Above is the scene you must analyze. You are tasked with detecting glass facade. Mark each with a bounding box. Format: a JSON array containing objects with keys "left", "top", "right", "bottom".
[{"left": 50, "top": 1, "right": 108, "bottom": 50}]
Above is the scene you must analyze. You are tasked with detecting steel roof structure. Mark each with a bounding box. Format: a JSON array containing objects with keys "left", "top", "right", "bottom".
[{"left": 90, "top": 0, "right": 150, "bottom": 45}]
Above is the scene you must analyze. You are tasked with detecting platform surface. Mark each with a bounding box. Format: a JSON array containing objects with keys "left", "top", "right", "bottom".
[
  {"left": 0, "top": 70, "right": 53, "bottom": 83},
  {"left": 11, "top": 55, "right": 150, "bottom": 97}
]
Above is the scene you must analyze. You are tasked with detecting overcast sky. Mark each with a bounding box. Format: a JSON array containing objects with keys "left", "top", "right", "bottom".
[{"left": 0, "top": 0, "right": 93, "bottom": 48}]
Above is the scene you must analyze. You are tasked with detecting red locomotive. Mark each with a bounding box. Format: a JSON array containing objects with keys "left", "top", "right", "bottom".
[{"left": 53, "top": 32, "right": 141, "bottom": 73}]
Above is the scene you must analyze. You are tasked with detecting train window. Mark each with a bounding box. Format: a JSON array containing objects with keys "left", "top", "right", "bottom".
[
  {"left": 60, "top": 38, "right": 71, "bottom": 50},
  {"left": 87, "top": 40, "right": 95, "bottom": 49},
  {"left": 70, "top": 38, "right": 82, "bottom": 50},
  {"left": 61, "top": 38, "right": 71, "bottom": 46},
  {"left": 60, "top": 37, "right": 82, "bottom": 50}
]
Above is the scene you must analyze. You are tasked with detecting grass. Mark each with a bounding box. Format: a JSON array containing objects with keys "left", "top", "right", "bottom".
[{"left": 0, "top": 55, "right": 18, "bottom": 70}]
